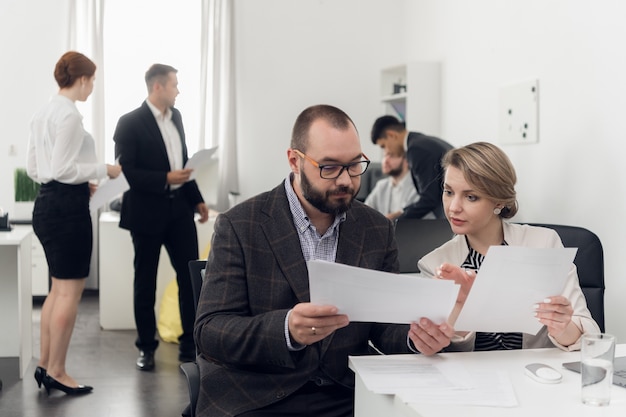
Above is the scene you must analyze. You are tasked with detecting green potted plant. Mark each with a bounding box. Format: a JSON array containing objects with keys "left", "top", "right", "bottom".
[{"left": 13, "top": 167, "right": 40, "bottom": 221}]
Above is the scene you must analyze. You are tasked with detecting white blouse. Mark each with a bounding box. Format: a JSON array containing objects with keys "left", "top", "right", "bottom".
[{"left": 27, "top": 95, "right": 107, "bottom": 184}]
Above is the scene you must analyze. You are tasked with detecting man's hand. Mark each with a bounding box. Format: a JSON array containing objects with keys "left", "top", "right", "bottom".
[
  {"left": 196, "top": 202, "right": 209, "bottom": 223},
  {"left": 167, "top": 168, "right": 193, "bottom": 185},
  {"left": 385, "top": 210, "right": 404, "bottom": 221},
  {"left": 288, "top": 303, "right": 349, "bottom": 345},
  {"left": 408, "top": 318, "right": 454, "bottom": 356}
]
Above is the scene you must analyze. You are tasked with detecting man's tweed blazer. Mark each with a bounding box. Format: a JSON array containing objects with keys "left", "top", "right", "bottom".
[{"left": 194, "top": 181, "right": 412, "bottom": 416}]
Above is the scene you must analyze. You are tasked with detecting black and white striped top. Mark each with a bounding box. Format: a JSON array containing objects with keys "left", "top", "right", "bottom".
[{"left": 460, "top": 236, "right": 523, "bottom": 351}]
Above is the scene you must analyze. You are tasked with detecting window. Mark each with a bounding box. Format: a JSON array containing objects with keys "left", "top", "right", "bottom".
[{"left": 101, "top": 1, "right": 202, "bottom": 162}]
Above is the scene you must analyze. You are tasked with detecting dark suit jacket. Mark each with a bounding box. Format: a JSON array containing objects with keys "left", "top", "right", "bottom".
[
  {"left": 194, "top": 181, "right": 412, "bottom": 417},
  {"left": 403, "top": 132, "right": 453, "bottom": 219},
  {"left": 113, "top": 101, "right": 203, "bottom": 236}
]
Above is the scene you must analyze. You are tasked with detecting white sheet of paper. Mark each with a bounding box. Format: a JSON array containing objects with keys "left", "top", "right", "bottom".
[
  {"left": 349, "top": 355, "right": 518, "bottom": 407},
  {"left": 185, "top": 147, "right": 218, "bottom": 180},
  {"left": 89, "top": 172, "right": 129, "bottom": 211},
  {"left": 307, "top": 260, "right": 459, "bottom": 324},
  {"left": 396, "top": 369, "right": 518, "bottom": 407},
  {"left": 454, "top": 246, "right": 577, "bottom": 334}
]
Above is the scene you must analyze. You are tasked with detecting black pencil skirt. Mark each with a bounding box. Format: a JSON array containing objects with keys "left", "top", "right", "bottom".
[{"left": 32, "top": 181, "right": 92, "bottom": 279}]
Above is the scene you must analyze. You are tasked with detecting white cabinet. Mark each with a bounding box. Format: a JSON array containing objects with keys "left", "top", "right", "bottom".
[
  {"left": 380, "top": 62, "right": 441, "bottom": 136},
  {"left": 13, "top": 225, "right": 49, "bottom": 296},
  {"left": 98, "top": 211, "right": 216, "bottom": 330},
  {"left": 30, "top": 232, "right": 49, "bottom": 296},
  {"left": 0, "top": 228, "right": 33, "bottom": 379}
]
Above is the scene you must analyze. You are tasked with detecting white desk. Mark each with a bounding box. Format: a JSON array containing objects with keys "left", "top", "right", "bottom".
[
  {"left": 98, "top": 211, "right": 216, "bottom": 330},
  {"left": 351, "top": 345, "right": 626, "bottom": 417},
  {"left": 0, "top": 228, "right": 33, "bottom": 379}
]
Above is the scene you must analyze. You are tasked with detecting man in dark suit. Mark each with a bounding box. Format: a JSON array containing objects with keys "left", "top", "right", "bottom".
[
  {"left": 114, "top": 64, "right": 209, "bottom": 371},
  {"left": 194, "top": 105, "right": 453, "bottom": 417},
  {"left": 370, "top": 115, "right": 453, "bottom": 219}
]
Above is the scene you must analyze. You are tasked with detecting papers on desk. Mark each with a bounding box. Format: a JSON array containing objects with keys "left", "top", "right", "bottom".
[
  {"left": 454, "top": 246, "right": 577, "bottom": 334},
  {"left": 350, "top": 355, "right": 518, "bottom": 407},
  {"left": 307, "top": 260, "right": 459, "bottom": 324},
  {"left": 185, "top": 147, "right": 218, "bottom": 180},
  {"left": 89, "top": 172, "right": 129, "bottom": 211}
]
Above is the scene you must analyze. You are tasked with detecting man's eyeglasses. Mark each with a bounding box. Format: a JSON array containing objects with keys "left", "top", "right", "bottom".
[{"left": 293, "top": 149, "right": 370, "bottom": 180}]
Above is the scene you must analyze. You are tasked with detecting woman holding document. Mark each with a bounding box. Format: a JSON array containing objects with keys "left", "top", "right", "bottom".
[
  {"left": 418, "top": 142, "right": 598, "bottom": 351},
  {"left": 27, "top": 51, "right": 121, "bottom": 395}
]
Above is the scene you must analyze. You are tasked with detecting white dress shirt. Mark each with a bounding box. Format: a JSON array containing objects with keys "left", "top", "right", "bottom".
[
  {"left": 146, "top": 99, "right": 183, "bottom": 190},
  {"left": 364, "top": 172, "right": 436, "bottom": 218},
  {"left": 27, "top": 95, "right": 107, "bottom": 184}
]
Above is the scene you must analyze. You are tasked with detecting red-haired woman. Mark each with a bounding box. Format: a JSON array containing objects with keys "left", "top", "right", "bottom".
[{"left": 27, "top": 51, "right": 121, "bottom": 395}]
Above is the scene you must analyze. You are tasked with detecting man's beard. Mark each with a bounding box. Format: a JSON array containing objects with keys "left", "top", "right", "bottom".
[
  {"left": 386, "top": 164, "right": 404, "bottom": 178},
  {"left": 300, "top": 170, "right": 357, "bottom": 216}
]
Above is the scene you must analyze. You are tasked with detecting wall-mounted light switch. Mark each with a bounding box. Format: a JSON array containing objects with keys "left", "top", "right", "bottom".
[{"left": 499, "top": 79, "right": 539, "bottom": 144}]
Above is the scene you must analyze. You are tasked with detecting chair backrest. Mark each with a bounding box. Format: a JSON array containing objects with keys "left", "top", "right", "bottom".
[
  {"left": 526, "top": 223, "right": 605, "bottom": 332},
  {"left": 183, "top": 259, "right": 207, "bottom": 417},
  {"left": 356, "top": 161, "right": 384, "bottom": 202},
  {"left": 394, "top": 218, "right": 454, "bottom": 273},
  {"left": 188, "top": 259, "right": 207, "bottom": 312}
]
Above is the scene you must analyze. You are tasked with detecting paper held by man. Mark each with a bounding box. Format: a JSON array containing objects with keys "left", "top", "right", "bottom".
[{"left": 307, "top": 246, "right": 576, "bottom": 334}]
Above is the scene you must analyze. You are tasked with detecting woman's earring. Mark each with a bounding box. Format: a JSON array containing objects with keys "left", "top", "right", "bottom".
[{"left": 493, "top": 207, "right": 502, "bottom": 215}]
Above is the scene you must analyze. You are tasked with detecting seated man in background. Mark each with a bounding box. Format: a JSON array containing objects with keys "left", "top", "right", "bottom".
[
  {"left": 371, "top": 115, "right": 453, "bottom": 219},
  {"left": 364, "top": 142, "right": 435, "bottom": 220},
  {"left": 193, "top": 104, "right": 453, "bottom": 417}
]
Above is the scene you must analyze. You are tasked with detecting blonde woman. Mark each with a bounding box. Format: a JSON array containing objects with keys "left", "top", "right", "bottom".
[{"left": 418, "top": 142, "right": 599, "bottom": 352}]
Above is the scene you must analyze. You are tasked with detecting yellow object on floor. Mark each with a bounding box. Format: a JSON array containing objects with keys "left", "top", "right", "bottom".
[
  {"left": 157, "top": 279, "right": 183, "bottom": 343},
  {"left": 157, "top": 242, "right": 212, "bottom": 343}
]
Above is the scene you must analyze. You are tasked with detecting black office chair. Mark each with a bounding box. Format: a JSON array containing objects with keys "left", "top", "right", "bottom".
[
  {"left": 181, "top": 260, "right": 207, "bottom": 417},
  {"left": 526, "top": 223, "right": 605, "bottom": 332},
  {"left": 355, "top": 161, "right": 384, "bottom": 202},
  {"left": 187, "top": 260, "right": 206, "bottom": 312},
  {"left": 394, "top": 218, "right": 454, "bottom": 273}
]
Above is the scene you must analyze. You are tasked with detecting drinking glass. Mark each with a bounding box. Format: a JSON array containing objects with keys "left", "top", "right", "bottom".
[{"left": 581, "top": 333, "right": 615, "bottom": 406}]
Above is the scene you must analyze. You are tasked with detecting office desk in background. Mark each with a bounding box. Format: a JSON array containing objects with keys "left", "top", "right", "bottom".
[
  {"left": 351, "top": 344, "right": 626, "bottom": 417},
  {"left": 99, "top": 211, "right": 216, "bottom": 330},
  {"left": 0, "top": 228, "right": 33, "bottom": 380}
]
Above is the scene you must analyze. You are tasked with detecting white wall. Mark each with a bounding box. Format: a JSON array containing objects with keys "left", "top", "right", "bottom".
[
  {"left": 402, "top": 0, "right": 625, "bottom": 340},
  {"left": 2, "top": 0, "right": 622, "bottom": 341},
  {"left": 233, "top": 0, "right": 407, "bottom": 199},
  {"left": 0, "top": 0, "right": 69, "bottom": 214}
]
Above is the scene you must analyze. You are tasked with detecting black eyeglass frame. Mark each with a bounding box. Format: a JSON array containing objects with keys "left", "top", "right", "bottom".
[{"left": 293, "top": 149, "right": 371, "bottom": 180}]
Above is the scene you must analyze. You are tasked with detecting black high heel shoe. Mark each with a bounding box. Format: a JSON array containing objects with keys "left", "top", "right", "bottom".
[
  {"left": 34, "top": 366, "right": 46, "bottom": 388},
  {"left": 42, "top": 374, "right": 93, "bottom": 395}
]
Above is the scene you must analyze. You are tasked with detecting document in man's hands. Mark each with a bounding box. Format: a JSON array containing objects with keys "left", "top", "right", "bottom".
[
  {"left": 184, "top": 146, "right": 218, "bottom": 180},
  {"left": 307, "top": 260, "right": 459, "bottom": 324},
  {"left": 454, "top": 246, "right": 577, "bottom": 334}
]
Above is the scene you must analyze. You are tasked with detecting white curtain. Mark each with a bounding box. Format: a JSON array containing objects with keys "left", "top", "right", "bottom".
[
  {"left": 200, "top": 0, "right": 239, "bottom": 212},
  {"left": 67, "top": 0, "right": 105, "bottom": 162},
  {"left": 67, "top": 0, "right": 105, "bottom": 289}
]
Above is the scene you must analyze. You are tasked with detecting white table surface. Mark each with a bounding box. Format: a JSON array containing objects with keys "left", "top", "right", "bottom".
[{"left": 351, "top": 344, "right": 626, "bottom": 417}]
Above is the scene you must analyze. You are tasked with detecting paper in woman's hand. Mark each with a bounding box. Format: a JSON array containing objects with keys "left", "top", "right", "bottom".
[{"left": 453, "top": 246, "right": 577, "bottom": 334}]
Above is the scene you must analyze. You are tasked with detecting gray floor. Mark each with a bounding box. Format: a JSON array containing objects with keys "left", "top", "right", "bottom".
[{"left": 0, "top": 291, "right": 190, "bottom": 417}]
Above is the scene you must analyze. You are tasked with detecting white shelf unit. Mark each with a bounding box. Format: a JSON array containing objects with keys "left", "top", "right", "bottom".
[{"left": 380, "top": 62, "right": 441, "bottom": 136}]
